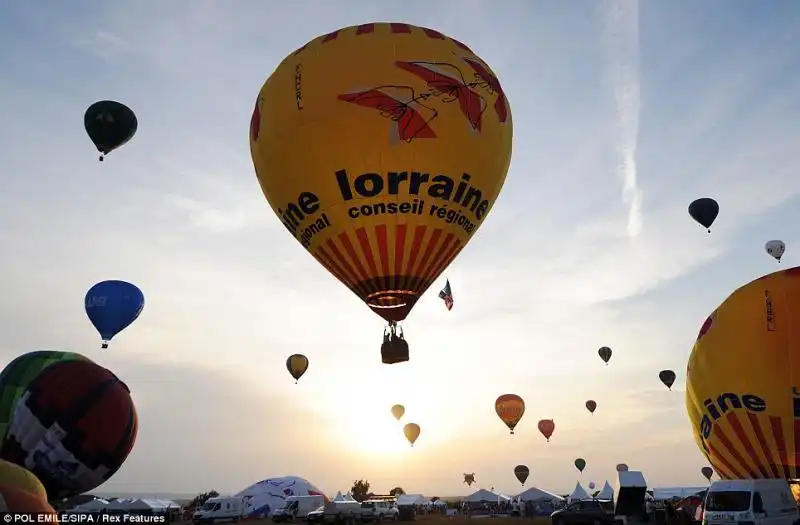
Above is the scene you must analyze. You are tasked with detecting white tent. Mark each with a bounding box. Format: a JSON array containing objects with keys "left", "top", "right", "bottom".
[
  {"left": 568, "top": 483, "right": 589, "bottom": 502},
  {"left": 344, "top": 493, "right": 356, "bottom": 501},
  {"left": 518, "top": 487, "right": 564, "bottom": 502},
  {"left": 596, "top": 481, "right": 614, "bottom": 500},
  {"left": 71, "top": 499, "right": 110, "bottom": 513},
  {"left": 108, "top": 499, "right": 162, "bottom": 512},
  {"left": 396, "top": 494, "right": 425, "bottom": 506},
  {"left": 332, "top": 492, "right": 346, "bottom": 502},
  {"left": 465, "top": 489, "right": 510, "bottom": 503}
]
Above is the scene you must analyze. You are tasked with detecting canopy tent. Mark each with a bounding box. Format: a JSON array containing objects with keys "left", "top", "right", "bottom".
[
  {"left": 568, "top": 483, "right": 589, "bottom": 502},
  {"left": 518, "top": 487, "right": 564, "bottom": 502},
  {"left": 597, "top": 481, "right": 614, "bottom": 500},
  {"left": 652, "top": 487, "right": 707, "bottom": 501},
  {"left": 432, "top": 500, "right": 447, "bottom": 507},
  {"left": 70, "top": 499, "right": 110, "bottom": 512},
  {"left": 396, "top": 494, "right": 426, "bottom": 506},
  {"left": 465, "top": 489, "right": 511, "bottom": 503}
]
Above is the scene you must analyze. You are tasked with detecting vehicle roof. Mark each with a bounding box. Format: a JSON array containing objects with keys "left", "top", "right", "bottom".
[{"left": 709, "top": 479, "right": 789, "bottom": 491}]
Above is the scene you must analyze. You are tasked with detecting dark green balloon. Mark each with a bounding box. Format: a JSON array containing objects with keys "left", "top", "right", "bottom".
[{"left": 84, "top": 101, "right": 137, "bottom": 161}]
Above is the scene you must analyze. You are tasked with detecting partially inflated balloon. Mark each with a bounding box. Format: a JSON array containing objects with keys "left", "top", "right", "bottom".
[
  {"left": 0, "top": 358, "right": 138, "bottom": 499},
  {"left": 701, "top": 466, "right": 714, "bottom": 482},
  {"left": 686, "top": 266, "right": 800, "bottom": 479},
  {"left": 250, "top": 23, "right": 512, "bottom": 330},
  {"left": 85, "top": 280, "right": 145, "bottom": 349},
  {"left": 0, "top": 460, "right": 46, "bottom": 501},
  {"left": 688, "top": 198, "right": 719, "bottom": 233},
  {"left": 0, "top": 351, "right": 88, "bottom": 440},
  {"left": 765, "top": 240, "right": 786, "bottom": 262},
  {"left": 0, "top": 485, "right": 56, "bottom": 515},
  {"left": 391, "top": 404, "right": 405, "bottom": 420},
  {"left": 585, "top": 400, "right": 597, "bottom": 414},
  {"left": 574, "top": 458, "right": 586, "bottom": 473},
  {"left": 286, "top": 354, "right": 309, "bottom": 383},
  {"left": 84, "top": 101, "right": 137, "bottom": 161},
  {"left": 659, "top": 370, "right": 676, "bottom": 390},
  {"left": 403, "top": 423, "right": 420, "bottom": 447},
  {"left": 495, "top": 394, "right": 525, "bottom": 434},
  {"left": 514, "top": 465, "right": 529, "bottom": 485},
  {"left": 538, "top": 419, "right": 555, "bottom": 442},
  {"left": 598, "top": 347, "right": 612, "bottom": 365},
  {"left": 616, "top": 463, "right": 628, "bottom": 472}
]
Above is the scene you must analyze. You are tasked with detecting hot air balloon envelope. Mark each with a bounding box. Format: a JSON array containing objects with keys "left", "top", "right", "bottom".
[
  {"left": 85, "top": 280, "right": 145, "bottom": 347},
  {"left": 514, "top": 465, "right": 529, "bottom": 485},
  {"left": 616, "top": 463, "right": 629, "bottom": 472},
  {"left": 688, "top": 198, "right": 719, "bottom": 231},
  {"left": 391, "top": 405, "right": 405, "bottom": 420},
  {"left": 403, "top": 423, "right": 421, "bottom": 446},
  {"left": 538, "top": 419, "right": 555, "bottom": 441},
  {"left": 574, "top": 458, "right": 586, "bottom": 472},
  {"left": 659, "top": 370, "right": 676, "bottom": 390},
  {"left": 598, "top": 347, "right": 612, "bottom": 364},
  {"left": 766, "top": 240, "right": 786, "bottom": 262},
  {"left": 701, "top": 467, "right": 714, "bottom": 481},
  {"left": 84, "top": 101, "right": 137, "bottom": 160},
  {"left": 0, "top": 356, "right": 138, "bottom": 498},
  {"left": 686, "top": 266, "right": 800, "bottom": 479},
  {"left": 286, "top": 354, "right": 309, "bottom": 382},
  {"left": 495, "top": 394, "right": 525, "bottom": 434},
  {"left": 249, "top": 23, "right": 513, "bottom": 324},
  {"left": 585, "top": 400, "right": 597, "bottom": 413}
]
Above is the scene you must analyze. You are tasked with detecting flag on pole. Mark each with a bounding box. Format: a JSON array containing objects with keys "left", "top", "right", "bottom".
[{"left": 438, "top": 279, "right": 454, "bottom": 311}]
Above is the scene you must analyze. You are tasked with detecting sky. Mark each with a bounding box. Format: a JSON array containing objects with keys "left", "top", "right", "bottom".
[{"left": 0, "top": 0, "right": 799, "bottom": 499}]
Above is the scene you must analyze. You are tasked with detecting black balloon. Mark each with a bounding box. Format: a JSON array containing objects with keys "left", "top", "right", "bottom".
[
  {"left": 659, "top": 369, "right": 676, "bottom": 390},
  {"left": 84, "top": 101, "right": 138, "bottom": 161},
  {"left": 688, "top": 198, "right": 719, "bottom": 232}
]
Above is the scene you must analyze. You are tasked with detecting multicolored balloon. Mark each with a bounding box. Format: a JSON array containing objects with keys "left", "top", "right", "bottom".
[
  {"left": 0, "top": 351, "right": 138, "bottom": 499},
  {"left": 0, "top": 459, "right": 47, "bottom": 501},
  {"left": 495, "top": 394, "right": 525, "bottom": 434}
]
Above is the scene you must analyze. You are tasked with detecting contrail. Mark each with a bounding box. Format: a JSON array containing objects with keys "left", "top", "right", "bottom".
[{"left": 601, "top": 0, "right": 642, "bottom": 238}]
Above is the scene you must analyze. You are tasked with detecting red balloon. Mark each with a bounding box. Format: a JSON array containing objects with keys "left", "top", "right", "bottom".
[{"left": 538, "top": 419, "right": 555, "bottom": 442}]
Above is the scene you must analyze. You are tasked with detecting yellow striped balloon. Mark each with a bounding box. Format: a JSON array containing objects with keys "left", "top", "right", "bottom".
[
  {"left": 686, "top": 266, "right": 800, "bottom": 479},
  {"left": 495, "top": 394, "right": 525, "bottom": 434}
]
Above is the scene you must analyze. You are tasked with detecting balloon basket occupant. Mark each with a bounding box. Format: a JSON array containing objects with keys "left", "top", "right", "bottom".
[{"left": 381, "top": 321, "right": 409, "bottom": 365}]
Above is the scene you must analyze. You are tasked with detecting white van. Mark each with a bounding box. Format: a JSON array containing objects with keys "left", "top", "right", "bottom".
[
  {"left": 272, "top": 495, "right": 327, "bottom": 522},
  {"left": 704, "top": 479, "right": 799, "bottom": 525},
  {"left": 193, "top": 496, "right": 247, "bottom": 523}
]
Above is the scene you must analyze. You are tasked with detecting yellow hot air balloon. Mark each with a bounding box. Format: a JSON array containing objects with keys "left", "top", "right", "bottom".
[
  {"left": 687, "top": 266, "right": 800, "bottom": 479},
  {"left": 0, "top": 460, "right": 46, "bottom": 500},
  {"left": 286, "top": 354, "right": 309, "bottom": 383},
  {"left": 403, "top": 423, "right": 421, "bottom": 447},
  {"left": 391, "top": 404, "right": 405, "bottom": 420},
  {"left": 495, "top": 394, "right": 525, "bottom": 434},
  {"left": 250, "top": 22, "right": 513, "bottom": 364}
]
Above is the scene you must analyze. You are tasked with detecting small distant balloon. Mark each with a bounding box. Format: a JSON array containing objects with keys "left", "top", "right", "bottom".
[
  {"left": 403, "top": 423, "right": 421, "bottom": 447},
  {"left": 538, "top": 419, "right": 555, "bottom": 442},
  {"left": 514, "top": 465, "right": 530, "bottom": 486},
  {"left": 589, "top": 482, "right": 596, "bottom": 490},
  {"left": 616, "top": 463, "right": 629, "bottom": 472},
  {"left": 85, "top": 280, "right": 145, "bottom": 349},
  {"left": 84, "top": 101, "right": 138, "bottom": 161},
  {"left": 463, "top": 473, "right": 475, "bottom": 487},
  {"left": 659, "top": 370, "right": 676, "bottom": 390},
  {"left": 391, "top": 404, "right": 405, "bottom": 421},
  {"left": 701, "top": 466, "right": 714, "bottom": 482},
  {"left": 688, "top": 198, "right": 719, "bottom": 233},
  {"left": 766, "top": 240, "right": 786, "bottom": 262},
  {"left": 495, "top": 394, "right": 525, "bottom": 434},
  {"left": 286, "top": 354, "right": 309, "bottom": 383},
  {"left": 574, "top": 458, "right": 586, "bottom": 473},
  {"left": 585, "top": 400, "right": 597, "bottom": 414},
  {"left": 598, "top": 346, "right": 612, "bottom": 364}
]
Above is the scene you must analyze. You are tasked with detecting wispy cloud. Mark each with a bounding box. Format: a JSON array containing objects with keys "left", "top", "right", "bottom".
[{"left": 601, "top": 0, "right": 643, "bottom": 238}]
